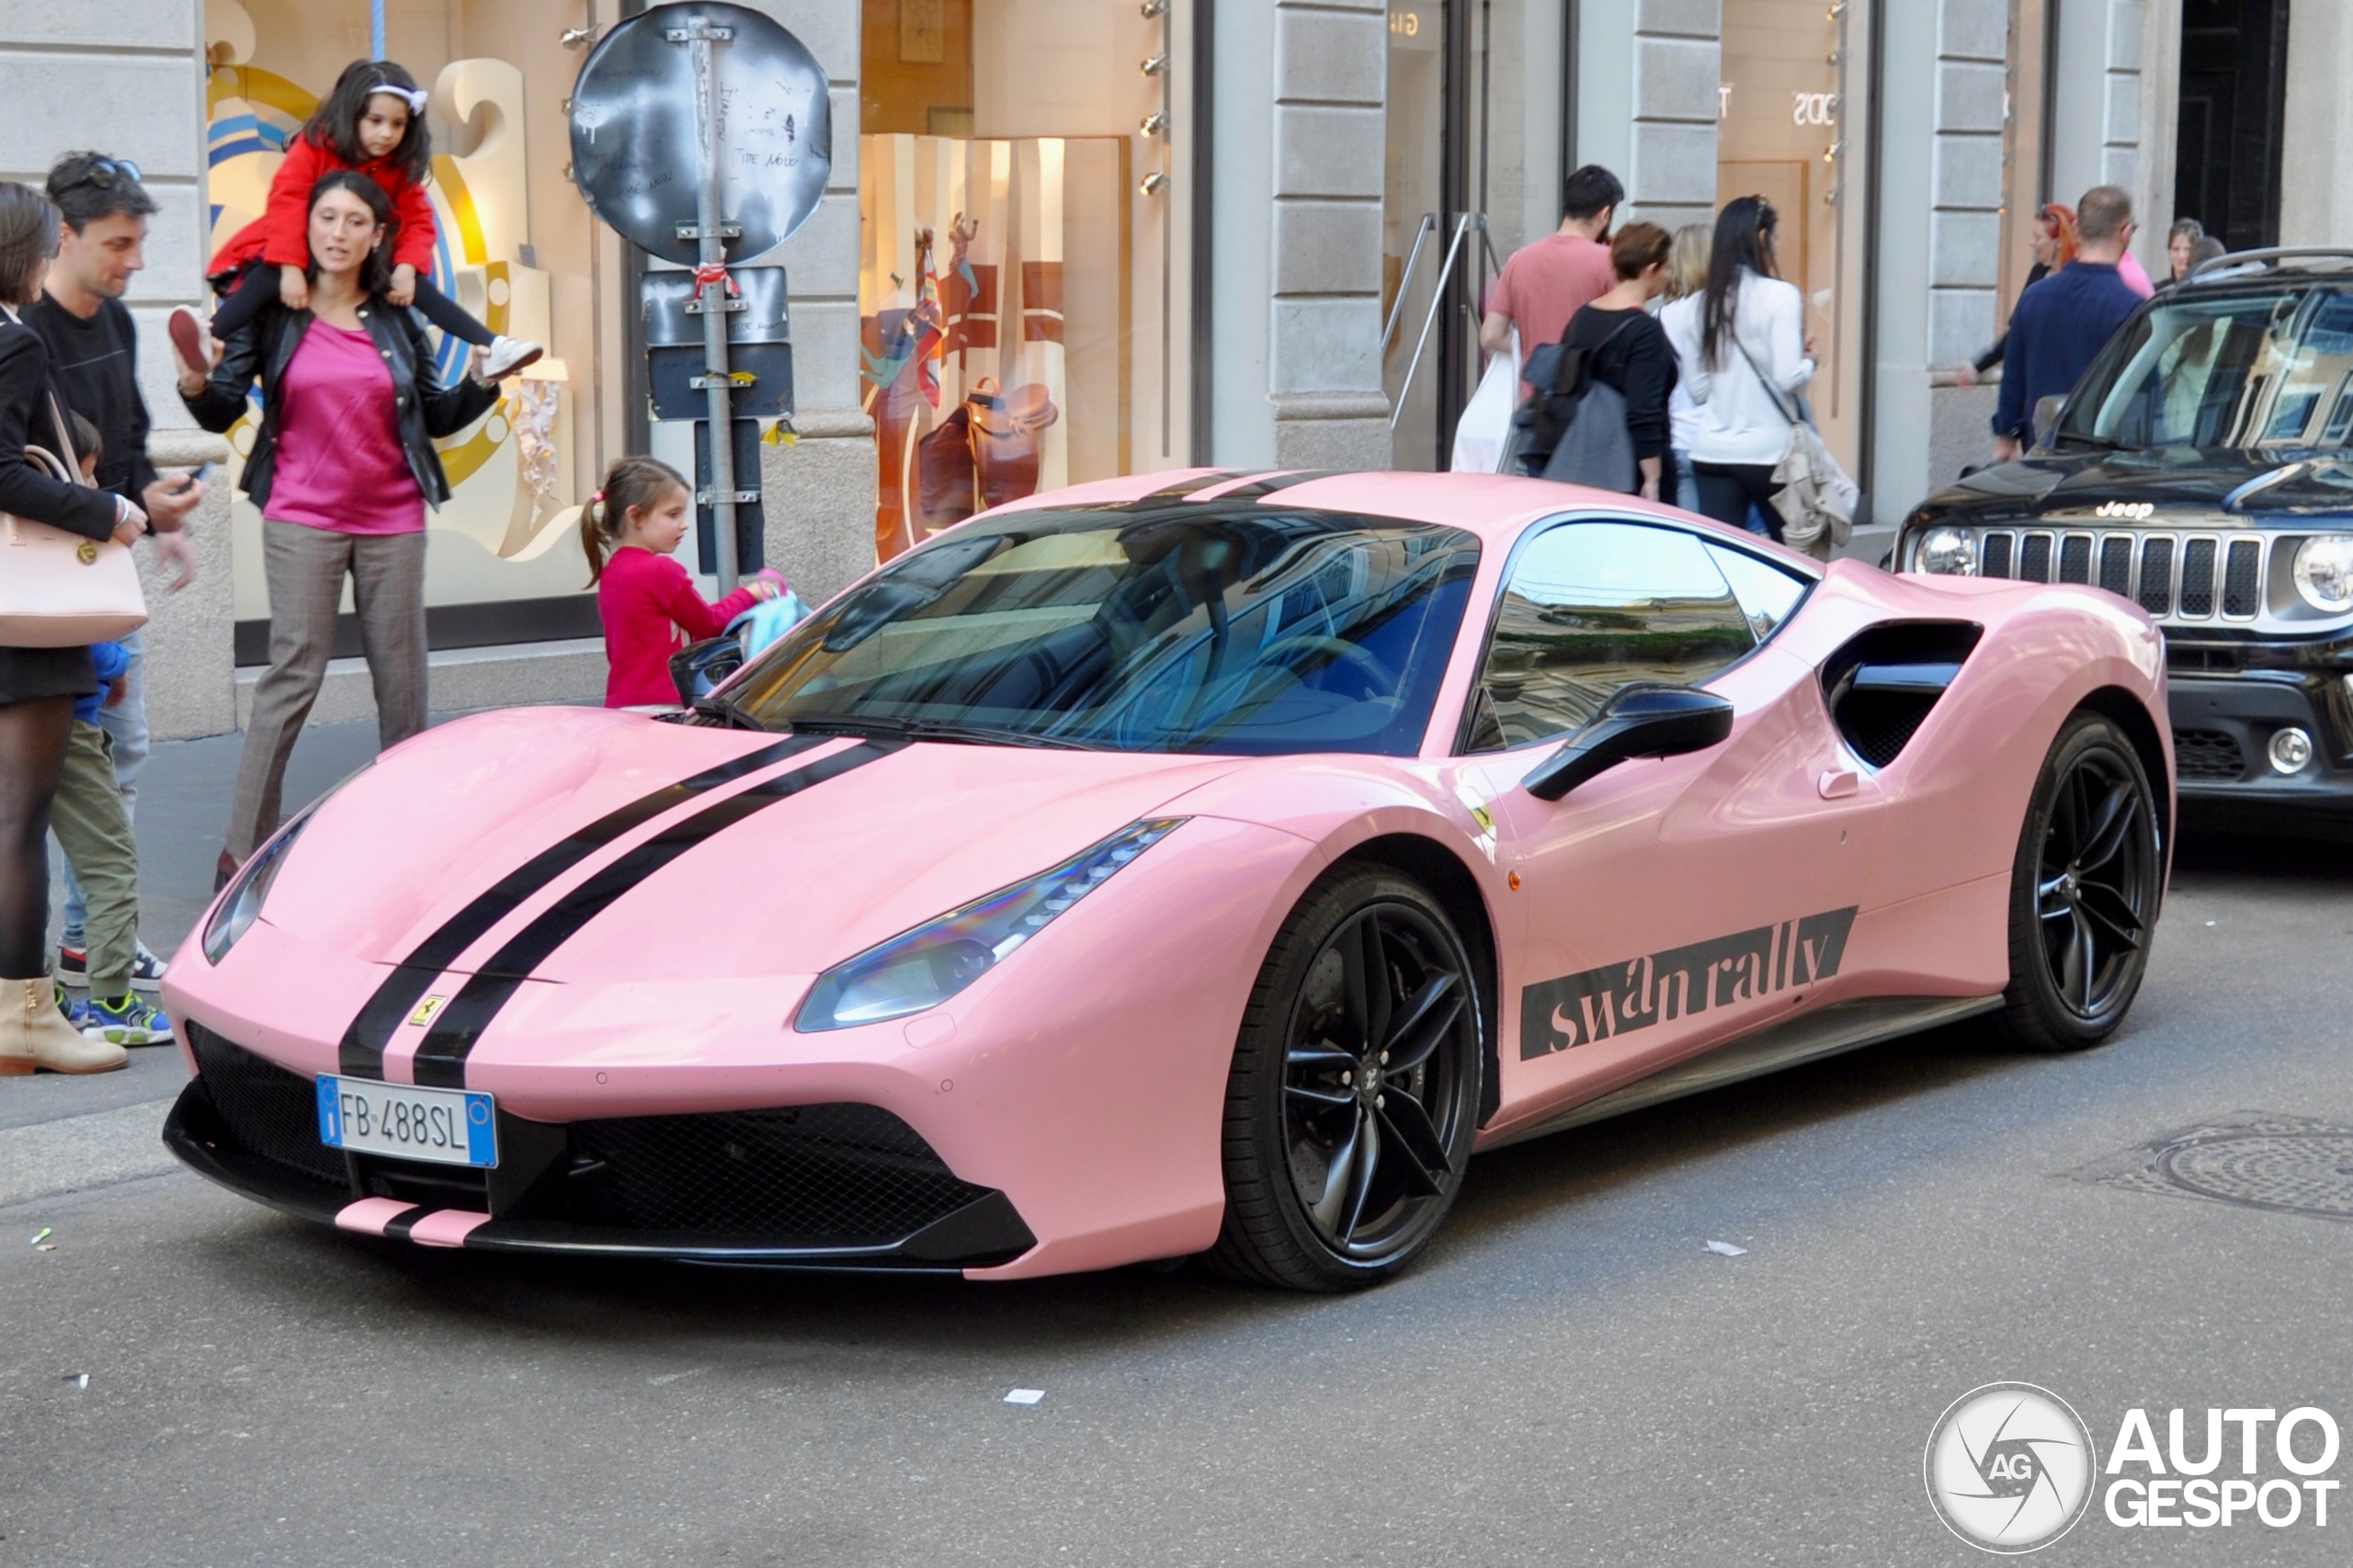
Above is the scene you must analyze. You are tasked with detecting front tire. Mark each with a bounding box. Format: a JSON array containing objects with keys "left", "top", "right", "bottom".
[
  {"left": 1209, "top": 868, "right": 1483, "bottom": 1291},
  {"left": 1994, "top": 710, "right": 2161, "bottom": 1051}
]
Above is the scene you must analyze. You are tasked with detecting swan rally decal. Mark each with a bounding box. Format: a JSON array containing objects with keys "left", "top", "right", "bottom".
[{"left": 1519, "top": 906, "right": 1857, "bottom": 1059}]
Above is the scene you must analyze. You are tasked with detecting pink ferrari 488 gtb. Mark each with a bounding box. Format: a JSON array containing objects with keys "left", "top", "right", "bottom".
[{"left": 163, "top": 471, "right": 2172, "bottom": 1290}]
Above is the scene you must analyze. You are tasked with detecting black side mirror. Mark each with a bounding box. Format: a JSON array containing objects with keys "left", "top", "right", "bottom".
[
  {"left": 669, "top": 633, "right": 745, "bottom": 708},
  {"left": 1521, "top": 684, "right": 1734, "bottom": 801}
]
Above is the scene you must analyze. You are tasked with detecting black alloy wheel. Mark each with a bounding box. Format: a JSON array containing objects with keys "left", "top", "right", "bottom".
[
  {"left": 1210, "top": 867, "right": 1483, "bottom": 1290},
  {"left": 1995, "top": 711, "right": 2162, "bottom": 1051}
]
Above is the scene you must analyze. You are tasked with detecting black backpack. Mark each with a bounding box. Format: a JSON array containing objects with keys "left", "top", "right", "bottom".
[{"left": 1510, "top": 314, "right": 1636, "bottom": 471}]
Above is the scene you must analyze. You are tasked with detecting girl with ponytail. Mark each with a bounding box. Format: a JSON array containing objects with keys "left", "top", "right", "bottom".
[{"left": 584, "top": 456, "right": 782, "bottom": 708}]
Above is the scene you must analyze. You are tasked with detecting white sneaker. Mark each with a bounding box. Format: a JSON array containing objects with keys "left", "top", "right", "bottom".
[{"left": 482, "top": 335, "right": 544, "bottom": 380}]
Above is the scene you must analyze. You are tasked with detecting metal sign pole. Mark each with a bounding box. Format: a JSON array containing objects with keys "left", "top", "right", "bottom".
[{"left": 673, "top": 17, "right": 746, "bottom": 592}]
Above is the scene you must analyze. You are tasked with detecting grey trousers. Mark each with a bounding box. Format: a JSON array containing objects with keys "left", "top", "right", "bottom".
[{"left": 226, "top": 521, "right": 426, "bottom": 859}]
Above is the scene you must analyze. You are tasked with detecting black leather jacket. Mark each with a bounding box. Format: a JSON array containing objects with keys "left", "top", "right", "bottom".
[{"left": 181, "top": 295, "right": 499, "bottom": 513}]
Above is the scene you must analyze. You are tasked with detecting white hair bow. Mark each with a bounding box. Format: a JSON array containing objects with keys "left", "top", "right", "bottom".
[{"left": 369, "top": 84, "right": 429, "bottom": 116}]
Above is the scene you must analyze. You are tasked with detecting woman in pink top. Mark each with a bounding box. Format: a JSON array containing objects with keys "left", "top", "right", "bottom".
[
  {"left": 181, "top": 169, "right": 498, "bottom": 879},
  {"left": 580, "top": 456, "right": 779, "bottom": 708}
]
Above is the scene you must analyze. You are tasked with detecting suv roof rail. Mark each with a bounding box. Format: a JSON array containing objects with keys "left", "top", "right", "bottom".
[{"left": 2185, "top": 247, "right": 2353, "bottom": 281}]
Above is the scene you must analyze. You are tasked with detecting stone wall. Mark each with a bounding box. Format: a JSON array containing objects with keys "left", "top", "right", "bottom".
[
  {"left": 1267, "top": 0, "right": 1389, "bottom": 470},
  {"left": 1629, "top": 0, "right": 1720, "bottom": 233},
  {"left": 744, "top": 0, "right": 875, "bottom": 607},
  {"left": 1927, "top": 0, "right": 2008, "bottom": 374}
]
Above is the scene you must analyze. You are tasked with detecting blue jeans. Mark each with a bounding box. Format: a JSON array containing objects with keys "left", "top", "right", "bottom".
[
  {"left": 58, "top": 628, "right": 146, "bottom": 944},
  {"left": 1672, "top": 451, "right": 1700, "bottom": 513}
]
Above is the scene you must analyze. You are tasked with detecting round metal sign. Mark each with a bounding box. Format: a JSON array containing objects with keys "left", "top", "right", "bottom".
[{"left": 568, "top": 1, "right": 833, "bottom": 265}]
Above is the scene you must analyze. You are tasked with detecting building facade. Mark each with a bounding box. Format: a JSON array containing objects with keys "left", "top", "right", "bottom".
[{"left": 3, "top": 0, "right": 2329, "bottom": 743}]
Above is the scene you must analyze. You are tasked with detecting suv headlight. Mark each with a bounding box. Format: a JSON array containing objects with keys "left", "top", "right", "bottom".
[
  {"left": 793, "top": 818, "right": 1187, "bottom": 1031},
  {"left": 2293, "top": 535, "right": 2353, "bottom": 611},
  {"left": 201, "top": 797, "right": 328, "bottom": 964},
  {"left": 1916, "top": 525, "right": 1978, "bottom": 575}
]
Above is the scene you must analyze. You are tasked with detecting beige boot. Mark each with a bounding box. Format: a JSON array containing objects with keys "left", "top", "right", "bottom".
[{"left": 0, "top": 977, "right": 126, "bottom": 1074}]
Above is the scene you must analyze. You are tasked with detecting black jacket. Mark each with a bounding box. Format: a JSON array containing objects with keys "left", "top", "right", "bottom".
[
  {"left": 181, "top": 295, "right": 498, "bottom": 513},
  {"left": 0, "top": 315, "right": 119, "bottom": 543}
]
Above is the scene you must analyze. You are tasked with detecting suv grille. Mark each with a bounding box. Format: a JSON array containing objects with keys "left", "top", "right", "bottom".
[
  {"left": 2173, "top": 728, "right": 2246, "bottom": 781},
  {"left": 1971, "top": 528, "right": 2265, "bottom": 625},
  {"left": 566, "top": 1105, "right": 993, "bottom": 1243},
  {"left": 186, "top": 1022, "right": 347, "bottom": 1189}
]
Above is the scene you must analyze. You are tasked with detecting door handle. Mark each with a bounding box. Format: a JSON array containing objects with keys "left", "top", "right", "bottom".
[{"left": 1818, "top": 767, "right": 1859, "bottom": 800}]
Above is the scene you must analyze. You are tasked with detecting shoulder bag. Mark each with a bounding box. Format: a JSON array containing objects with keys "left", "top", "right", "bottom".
[
  {"left": 0, "top": 308, "right": 146, "bottom": 647},
  {"left": 1733, "top": 335, "right": 1859, "bottom": 559}
]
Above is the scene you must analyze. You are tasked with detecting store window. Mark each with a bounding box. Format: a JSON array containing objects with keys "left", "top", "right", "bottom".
[
  {"left": 858, "top": 0, "right": 1188, "bottom": 564},
  {"left": 202, "top": 0, "right": 616, "bottom": 660},
  {"left": 1717, "top": 0, "right": 1861, "bottom": 471}
]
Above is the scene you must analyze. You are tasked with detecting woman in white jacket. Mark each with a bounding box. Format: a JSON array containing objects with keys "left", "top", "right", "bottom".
[{"left": 1660, "top": 197, "right": 1812, "bottom": 543}]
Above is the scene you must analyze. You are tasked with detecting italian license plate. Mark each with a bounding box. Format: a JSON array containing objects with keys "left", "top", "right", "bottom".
[{"left": 315, "top": 1074, "right": 497, "bottom": 1168}]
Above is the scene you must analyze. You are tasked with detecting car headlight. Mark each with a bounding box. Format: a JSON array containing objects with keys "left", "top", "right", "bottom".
[
  {"left": 199, "top": 780, "right": 350, "bottom": 964},
  {"left": 1916, "top": 525, "right": 1978, "bottom": 575},
  {"left": 2293, "top": 534, "right": 2353, "bottom": 612},
  {"left": 794, "top": 818, "right": 1187, "bottom": 1031}
]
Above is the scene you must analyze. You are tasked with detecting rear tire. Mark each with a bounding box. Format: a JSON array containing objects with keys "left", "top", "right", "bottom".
[
  {"left": 1207, "top": 868, "right": 1483, "bottom": 1291},
  {"left": 1993, "top": 710, "right": 2161, "bottom": 1051}
]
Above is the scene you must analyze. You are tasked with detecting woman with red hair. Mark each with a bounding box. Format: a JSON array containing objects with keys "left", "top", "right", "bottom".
[{"left": 1959, "top": 204, "right": 2079, "bottom": 385}]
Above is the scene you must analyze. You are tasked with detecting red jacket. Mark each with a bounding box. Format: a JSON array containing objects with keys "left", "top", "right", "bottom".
[
  {"left": 597, "top": 546, "right": 764, "bottom": 707},
  {"left": 206, "top": 132, "right": 439, "bottom": 278}
]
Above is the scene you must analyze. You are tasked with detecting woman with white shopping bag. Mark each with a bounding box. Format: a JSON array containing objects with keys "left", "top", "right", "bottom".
[
  {"left": 1660, "top": 196, "right": 1813, "bottom": 544},
  {"left": 0, "top": 183, "right": 148, "bottom": 1074}
]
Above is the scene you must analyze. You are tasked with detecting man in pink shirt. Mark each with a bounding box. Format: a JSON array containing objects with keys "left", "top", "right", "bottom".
[{"left": 1480, "top": 165, "right": 1624, "bottom": 381}]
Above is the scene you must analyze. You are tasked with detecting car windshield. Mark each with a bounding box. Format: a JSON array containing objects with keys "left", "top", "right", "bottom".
[
  {"left": 2056, "top": 284, "right": 2353, "bottom": 451},
  {"left": 719, "top": 504, "right": 1481, "bottom": 756}
]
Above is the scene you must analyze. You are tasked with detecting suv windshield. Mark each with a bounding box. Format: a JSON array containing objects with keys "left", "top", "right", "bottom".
[
  {"left": 2057, "top": 284, "right": 2353, "bottom": 450},
  {"left": 720, "top": 504, "right": 1480, "bottom": 756}
]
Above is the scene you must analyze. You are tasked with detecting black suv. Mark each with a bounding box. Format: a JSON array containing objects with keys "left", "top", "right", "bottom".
[{"left": 1896, "top": 249, "right": 2353, "bottom": 826}]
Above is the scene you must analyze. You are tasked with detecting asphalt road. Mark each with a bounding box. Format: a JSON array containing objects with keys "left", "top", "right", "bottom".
[{"left": 2, "top": 722, "right": 2349, "bottom": 1565}]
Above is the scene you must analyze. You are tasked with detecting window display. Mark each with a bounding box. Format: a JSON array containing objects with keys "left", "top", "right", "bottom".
[
  {"left": 1718, "top": 0, "right": 1861, "bottom": 471},
  {"left": 859, "top": 0, "right": 1184, "bottom": 562},
  {"left": 203, "top": 0, "right": 608, "bottom": 654}
]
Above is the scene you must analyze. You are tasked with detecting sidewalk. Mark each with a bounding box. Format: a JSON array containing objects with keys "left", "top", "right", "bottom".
[{"left": 3, "top": 716, "right": 459, "bottom": 1215}]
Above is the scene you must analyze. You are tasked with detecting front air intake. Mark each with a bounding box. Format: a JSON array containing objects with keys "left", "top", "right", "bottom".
[{"left": 1820, "top": 622, "right": 1984, "bottom": 769}]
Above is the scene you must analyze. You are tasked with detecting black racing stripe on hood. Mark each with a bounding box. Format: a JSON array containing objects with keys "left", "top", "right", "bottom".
[
  {"left": 408, "top": 739, "right": 907, "bottom": 1089},
  {"left": 336, "top": 733, "right": 825, "bottom": 1079}
]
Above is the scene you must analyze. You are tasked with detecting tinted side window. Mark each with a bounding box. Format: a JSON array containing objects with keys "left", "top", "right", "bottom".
[
  {"left": 1703, "top": 541, "right": 1810, "bottom": 640},
  {"left": 1466, "top": 521, "right": 1756, "bottom": 751}
]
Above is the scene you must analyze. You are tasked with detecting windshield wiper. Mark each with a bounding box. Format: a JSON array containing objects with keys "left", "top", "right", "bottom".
[
  {"left": 785, "top": 713, "right": 1102, "bottom": 750},
  {"left": 690, "top": 691, "right": 770, "bottom": 731}
]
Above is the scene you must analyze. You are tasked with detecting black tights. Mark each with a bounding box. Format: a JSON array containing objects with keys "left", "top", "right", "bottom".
[
  {"left": 0, "top": 696, "right": 71, "bottom": 978},
  {"left": 210, "top": 262, "right": 497, "bottom": 347},
  {"left": 1691, "top": 460, "right": 1786, "bottom": 545}
]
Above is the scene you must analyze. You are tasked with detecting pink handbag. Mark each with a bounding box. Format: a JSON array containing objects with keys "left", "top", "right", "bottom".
[{"left": 0, "top": 334, "right": 146, "bottom": 646}]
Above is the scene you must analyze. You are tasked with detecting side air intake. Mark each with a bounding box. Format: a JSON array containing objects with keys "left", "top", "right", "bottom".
[{"left": 1820, "top": 621, "right": 1984, "bottom": 769}]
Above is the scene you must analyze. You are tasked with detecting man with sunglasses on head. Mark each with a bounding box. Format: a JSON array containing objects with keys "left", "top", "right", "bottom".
[{"left": 24, "top": 151, "right": 207, "bottom": 997}]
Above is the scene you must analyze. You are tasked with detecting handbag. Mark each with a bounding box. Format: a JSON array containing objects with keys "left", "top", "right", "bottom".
[
  {"left": 1449, "top": 328, "right": 1519, "bottom": 473},
  {"left": 1733, "top": 337, "right": 1858, "bottom": 559},
  {"left": 0, "top": 311, "right": 146, "bottom": 647}
]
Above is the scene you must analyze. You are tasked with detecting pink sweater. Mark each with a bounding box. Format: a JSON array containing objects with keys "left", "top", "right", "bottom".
[{"left": 597, "top": 546, "right": 761, "bottom": 707}]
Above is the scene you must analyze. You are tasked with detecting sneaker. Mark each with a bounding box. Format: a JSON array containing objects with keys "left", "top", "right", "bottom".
[
  {"left": 481, "top": 335, "right": 544, "bottom": 380},
  {"left": 168, "top": 306, "right": 210, "bottom": 380},
  {"left": 74, "top": 991, "right": 172, "bottom": 1047},
  {"left": 56, "top": 941, "right": 167, "bottom": 994}
]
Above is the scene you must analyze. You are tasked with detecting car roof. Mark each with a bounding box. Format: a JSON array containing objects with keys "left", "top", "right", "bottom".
[
  {"left": 981, "top": 469, "right": 1828, "bottom": 573},
  {"left": 2180, "top": 247, "right": 2353, "bottom": 288}
]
